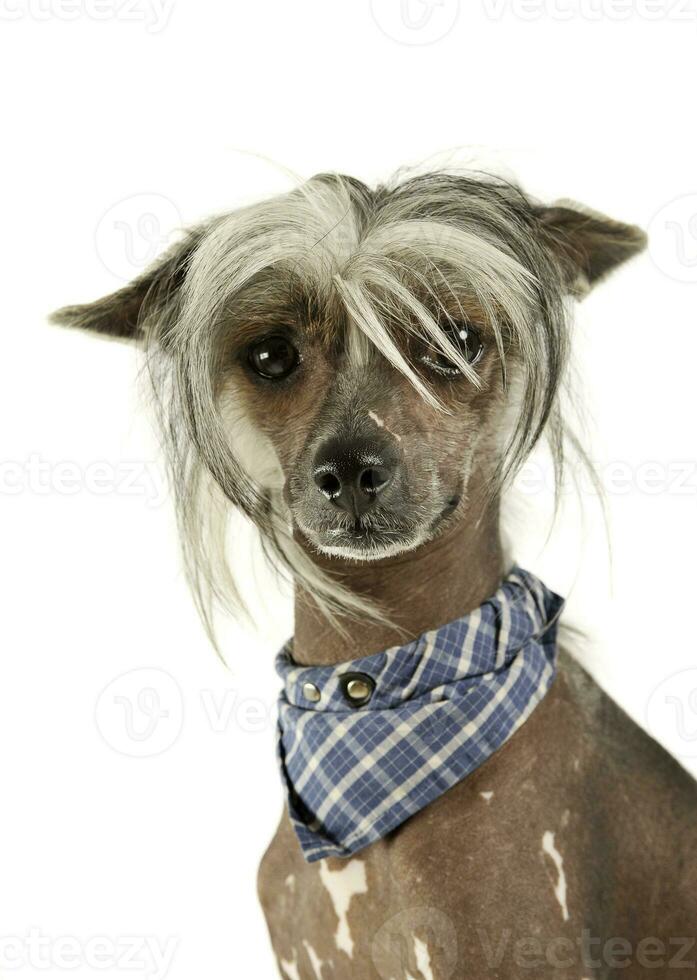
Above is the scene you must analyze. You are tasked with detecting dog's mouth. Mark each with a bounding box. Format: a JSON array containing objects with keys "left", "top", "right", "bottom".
[
  {"left": 297, "top": 494, "right": 462, "bottom": 561},
  {"left": 300, "top": 514, "right": 419, "bottom": 560}
]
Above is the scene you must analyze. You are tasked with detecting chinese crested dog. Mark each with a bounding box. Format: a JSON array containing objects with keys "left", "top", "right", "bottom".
[{"left": 54, "top": 170, "right": 697, "bottom": 979}]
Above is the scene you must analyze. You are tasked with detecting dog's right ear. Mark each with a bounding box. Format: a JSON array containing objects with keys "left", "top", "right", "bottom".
[
  {"left": 534, "top": 200, "right": 647, "bottom": 298},
  {"left": 50, "top": 227, "right": 205, "bottom": 342}
]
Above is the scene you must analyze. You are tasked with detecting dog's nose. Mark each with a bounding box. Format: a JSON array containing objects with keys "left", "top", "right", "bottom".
[{"left": 313, "top": 438, "right": 396, "bottom": 517}]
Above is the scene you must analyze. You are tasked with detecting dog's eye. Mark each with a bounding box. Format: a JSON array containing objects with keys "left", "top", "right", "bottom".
[
  {"left": 420, "top": 322, "right": 484, "bottom": 376},
  {"left": 247, "top": 335, "right": 299, "bottom": 380}
]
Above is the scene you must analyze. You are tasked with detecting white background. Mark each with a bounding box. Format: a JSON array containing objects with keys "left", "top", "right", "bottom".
[{"left": 2, "top": 2, "right": 697, "bottom": 978}]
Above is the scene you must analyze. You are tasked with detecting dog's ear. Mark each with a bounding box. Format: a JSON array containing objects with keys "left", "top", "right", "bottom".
[
  {"left": 536, "top": 200, "right": 647, "bottom": 298},
  {"left": 50, "top": 227, "right": 205, "bottom": 341}
]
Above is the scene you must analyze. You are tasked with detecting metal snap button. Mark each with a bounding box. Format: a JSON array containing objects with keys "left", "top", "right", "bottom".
[
  {"left": 303, "top": 682, "right": 321, "bottom": 703},
  {"left": 340, "top": 672, "right": 375, "bottom": 706}
]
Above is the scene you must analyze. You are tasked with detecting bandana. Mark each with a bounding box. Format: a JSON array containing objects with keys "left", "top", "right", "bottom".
[{"left": 275, "top": 566, "right": 563, "bottom": 863}]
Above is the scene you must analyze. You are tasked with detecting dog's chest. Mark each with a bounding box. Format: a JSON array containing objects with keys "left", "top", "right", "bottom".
[
  {"left": 258, "top": 664, "right": 697, "bottom": 979},
  {"left": 258, "top": 738, "right": 583, "bottom": 980},
  {"left": 259, "top": 806, "right": 477, "bottom": 980}
]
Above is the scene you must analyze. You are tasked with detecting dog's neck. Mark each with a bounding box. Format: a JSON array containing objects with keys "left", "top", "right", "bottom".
[{"left": 293, "top": 495, "right": 504, "bottom": 667}]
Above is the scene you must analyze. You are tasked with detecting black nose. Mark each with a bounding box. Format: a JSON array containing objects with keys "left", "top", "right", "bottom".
[{"left": 313, "top": 438, "right": 396, "bottom": 517}]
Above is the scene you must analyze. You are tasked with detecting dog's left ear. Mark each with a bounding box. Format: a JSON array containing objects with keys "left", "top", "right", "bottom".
[
  {"left": 535, "top": 201, "right": 647, "bottom": 298},
  {"left": 50, "top": 227, "right": 205, "bottom": 341}
]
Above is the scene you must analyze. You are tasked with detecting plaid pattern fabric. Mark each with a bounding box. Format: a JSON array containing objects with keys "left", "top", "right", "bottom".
[{"left": 275, "top": 565, "right": 564, "bottom": 863}]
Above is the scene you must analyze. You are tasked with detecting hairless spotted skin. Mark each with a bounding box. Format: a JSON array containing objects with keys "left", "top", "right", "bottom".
[{"left": 54, "top": 170, "right": 697, "bottom": 978}]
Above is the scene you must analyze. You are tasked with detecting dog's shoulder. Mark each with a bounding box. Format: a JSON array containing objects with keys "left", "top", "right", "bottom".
[{"left": 557, "top": 648, "right": 697, "bottom": 802}]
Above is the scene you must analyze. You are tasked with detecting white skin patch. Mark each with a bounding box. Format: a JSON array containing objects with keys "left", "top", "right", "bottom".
[
  {"left": 480, "top": 791, "right": 494, "bottom": 803},
  {"left": 414, "top": 937, "right": 435, "bottom": 980},
  {"left": 285, "top": 873, "right": 296, "bottom": 892},
  {"left": 279, "top": 950, "right": 301, "bottom": 980},
  {"left": 318, "top": 858, "right": 368, "bottom": 958},
  {"left": 542, "top": 831, "right": 569, "bottom": 922},
  {"left": 303, "top": 940, "right": 325, "bottom": 979},
  {"left": 368, "top": 409, "right": 402, "bottom": 442}
]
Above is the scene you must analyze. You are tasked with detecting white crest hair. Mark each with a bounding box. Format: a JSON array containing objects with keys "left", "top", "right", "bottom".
[{"left": 143, "top": 170, "right": 581, "bottom": 650}]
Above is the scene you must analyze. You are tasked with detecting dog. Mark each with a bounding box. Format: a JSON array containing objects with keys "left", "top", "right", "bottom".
[{"left": 53, "top": 170, "right": 697, "bottom": 979}]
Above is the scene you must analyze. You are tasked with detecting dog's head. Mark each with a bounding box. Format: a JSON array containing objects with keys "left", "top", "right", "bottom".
[{"left": 53, "top": 172, "right": 645, "bottom": 616}]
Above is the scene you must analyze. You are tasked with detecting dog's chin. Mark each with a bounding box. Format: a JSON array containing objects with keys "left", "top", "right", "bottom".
[
  {"left": 296, "top": 495, "right": 462, "bottom": 563},
  {"left": 311, "top": 526, "right": 429, "bottom": 562}
]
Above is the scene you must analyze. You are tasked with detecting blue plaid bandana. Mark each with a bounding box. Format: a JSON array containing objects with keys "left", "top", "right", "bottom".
[{"left": 275, "top": 566, "right": 563, "bottom": 863}]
